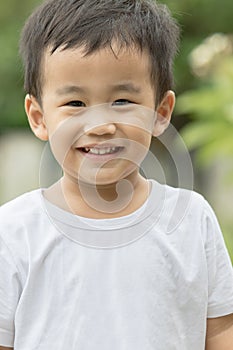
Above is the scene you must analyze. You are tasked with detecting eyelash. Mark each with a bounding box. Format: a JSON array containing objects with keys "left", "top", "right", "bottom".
[
  {"left": 64, "top": 99, "right": 133, "bottom": 107},
  {"left": 113, "top": 99, "right": 132, "bottom": 106},
  {"left": 65, "top": 101, "right": 85, "bottom": 107}
]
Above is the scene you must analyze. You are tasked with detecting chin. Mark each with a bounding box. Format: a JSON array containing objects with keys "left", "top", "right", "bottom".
[
  {"left": 64, "top": 163, "right": 138, "bottom": 187},
  {"left": 78, "top": 175, "right": 122, "bottom": 187}
]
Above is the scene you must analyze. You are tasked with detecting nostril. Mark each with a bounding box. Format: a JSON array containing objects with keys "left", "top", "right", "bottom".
[{"left": 85, "top": 123, "right": 116, "bottom": 135}]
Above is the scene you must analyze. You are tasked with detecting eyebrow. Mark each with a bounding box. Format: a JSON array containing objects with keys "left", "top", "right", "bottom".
[
  {"left": 55, "top": 85, "right": 87, "bottom": 96},
  {"left": 110, "top": 83, "right": 141, "bottom": 94},
  {"left": 55, "top": 83, "right": 141, "bottom": 96}
]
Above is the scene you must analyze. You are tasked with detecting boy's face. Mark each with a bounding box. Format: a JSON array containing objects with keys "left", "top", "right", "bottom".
[{"left": 25, "top": 44, "right": 175, "bottom": 186}]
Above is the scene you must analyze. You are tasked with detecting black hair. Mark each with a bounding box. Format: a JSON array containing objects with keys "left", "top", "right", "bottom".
[{"left": 20, "top": 0, "right": 180, "bottom": 105}]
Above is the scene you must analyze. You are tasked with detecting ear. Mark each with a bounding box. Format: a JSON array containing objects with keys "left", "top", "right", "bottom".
[
  {"left": 153, "top": 90, "right": 175, "bottom": 137},
  {"left": 25, "top": 94, "right": 48, "bottom": 141}
]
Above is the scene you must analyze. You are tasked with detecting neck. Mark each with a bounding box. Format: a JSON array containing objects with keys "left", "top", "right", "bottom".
[{"left": 44, "top": 172, "right": 150, "bottom": 219}]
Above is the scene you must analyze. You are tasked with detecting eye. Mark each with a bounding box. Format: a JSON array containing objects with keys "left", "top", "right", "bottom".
[
  {"left": 65, "top": 100, "right": 86, "bottom": 107},
  {"left": 113, "top": 99, "right": 132, "bottom": 106}
]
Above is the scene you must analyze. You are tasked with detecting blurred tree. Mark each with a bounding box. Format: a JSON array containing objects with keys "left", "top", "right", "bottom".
[
  {"left": 176, "top": 34, "right": 233, "bottom": 175},
  {"left": 163, "top": 0, "right": 233, "bottom": 97},
  {"left": 0, "top": 0, "right": 40, "bottom": 129}
]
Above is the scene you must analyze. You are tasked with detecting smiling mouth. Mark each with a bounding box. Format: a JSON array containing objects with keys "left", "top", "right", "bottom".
[{"left": 80, "top": 146, "right": 124, "bottom": 155}]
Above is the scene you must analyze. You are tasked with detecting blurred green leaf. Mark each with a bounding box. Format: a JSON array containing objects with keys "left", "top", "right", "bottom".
[{"left": 177, "top": 53, "right": 233, "bottom": 171}]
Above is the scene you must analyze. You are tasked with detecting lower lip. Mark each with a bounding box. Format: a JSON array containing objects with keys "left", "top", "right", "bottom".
[{"left": 77, "top": 147, "right": 125, "bottom": 161}]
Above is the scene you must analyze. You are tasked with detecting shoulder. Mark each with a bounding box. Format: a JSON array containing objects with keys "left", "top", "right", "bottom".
[
  {"left": 0, "top": 189, "right": 44, "bottom": 228},
  {"left": 162, "top": 182, "right": 205, "bottom": 208},
  {"left": 0, "top": 189, "right": 56, "bottom": 245},
  {"left": 0, "top": 189, "right": 59, "bottom": 282},
  {"left": 150, "top": 180, "right": 208, "bottom": 234},
  {"left": 0, "top": 190, "right": 46, "bottom": 264},
  {"left": 150, "top": 180, "right": 206, "bottom": 210},
  {"left": 0, "top": 189, "right": 42, "bottom": 215}
]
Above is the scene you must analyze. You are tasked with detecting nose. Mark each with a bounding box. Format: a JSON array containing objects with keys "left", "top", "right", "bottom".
[{"left": 84, "top": 122, "right": 117, "bottom": 136}]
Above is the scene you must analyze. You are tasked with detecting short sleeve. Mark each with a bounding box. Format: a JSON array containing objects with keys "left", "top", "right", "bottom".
[
  {"left": 0, "top": 236, "right": 22, "bottom": 347},
  {"left": 202, "top": 200, "right": 233, "bottom": 318}
]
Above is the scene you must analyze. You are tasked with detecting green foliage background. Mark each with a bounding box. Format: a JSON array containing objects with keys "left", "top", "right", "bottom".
[
  {"left": 0, "top": 0, "right": 39, "bottom": 128},
  {"left": 0, "top": 0, "right": 233, "bottom": 258}
]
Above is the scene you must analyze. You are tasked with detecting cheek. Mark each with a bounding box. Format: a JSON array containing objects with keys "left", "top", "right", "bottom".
[
  {"left": 47, "top": 117, "right": 84, "bottom": 166},
  {"left": 127, "top": 127, "right": 152, "bottom": 147},
  {"left": 124, "top": 128, "right": 152, "bottom": 167}
]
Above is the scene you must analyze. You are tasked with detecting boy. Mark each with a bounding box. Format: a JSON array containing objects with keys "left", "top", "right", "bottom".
[{"left": 0, "top": 0, "right": 233, "bottom": 349}]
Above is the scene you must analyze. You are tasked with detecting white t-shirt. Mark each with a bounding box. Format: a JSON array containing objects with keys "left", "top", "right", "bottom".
[{"left": 0, "top": 180, "right": 233, "bottom": 350}]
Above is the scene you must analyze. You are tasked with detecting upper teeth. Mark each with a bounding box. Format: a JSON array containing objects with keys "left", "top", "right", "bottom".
[{"left": 85, "top": 147, "right": 118, "bottom": 155}]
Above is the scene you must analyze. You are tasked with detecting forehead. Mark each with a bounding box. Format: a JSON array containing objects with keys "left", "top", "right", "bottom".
[{"left": 41, "top": 44, "right": 153, "bottom": 88}]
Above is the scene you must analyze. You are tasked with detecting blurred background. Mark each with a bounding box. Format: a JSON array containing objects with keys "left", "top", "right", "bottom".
[{"left": 0, "top": 0, "right": 233, "bottom": 260}]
